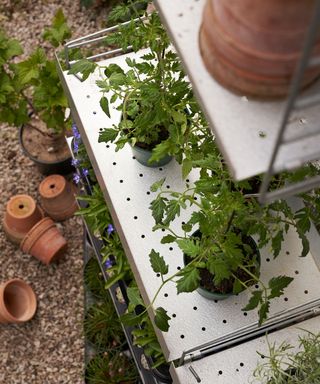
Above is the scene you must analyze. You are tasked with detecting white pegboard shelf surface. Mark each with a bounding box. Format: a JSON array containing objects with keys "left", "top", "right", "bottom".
[
  {"left": 154, "top": 0, "right": 320, "bottom": 180},
  {"left": 170, "top": 316, "right": 320, "bottom": 384},
  {"left": 59, "top": 50, "right": 320, "bottom": 363}
]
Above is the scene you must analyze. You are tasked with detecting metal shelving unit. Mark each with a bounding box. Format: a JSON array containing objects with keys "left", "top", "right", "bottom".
[
  {"left": 57, "top": 50, "right": 320, "bottom": 379},
  {"left": 153, "top": 0, "right": 320, "bottom": 187}
]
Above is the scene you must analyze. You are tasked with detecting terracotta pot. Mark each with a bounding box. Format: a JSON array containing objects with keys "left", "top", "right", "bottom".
[
  {"left": 2, "top": 194, "right": 44, "bottom": 245},
  {"left": 200, "top": 0, "right": 320, "bottom": 98},
  {"left": 20, "top": 217, "right": 67, "bottom": 265},
  {"left": 0, "top": 279, "right": 37, "bottom": 323},
  {"left": 39, "top": 174, "right": 77, "bottom": 221}
]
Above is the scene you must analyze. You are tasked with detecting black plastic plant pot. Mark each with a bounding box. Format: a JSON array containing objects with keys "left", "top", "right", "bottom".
[
  {"left": 184, "top": 229, "right": 261, "bottom": 301},
  {"left": 19, "top": 124, "right": 74, "bottom": 175},
  {"left": 150, "top": 361, "right": 172, "bottom": 384}
]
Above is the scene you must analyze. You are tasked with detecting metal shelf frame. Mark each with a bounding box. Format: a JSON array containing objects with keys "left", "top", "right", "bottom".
[
  {"left": 57, "top": 48, "right": 320, "bottom": 370},
  {"left": 154, "top": 0, "right": 320, "bottom": 193}
]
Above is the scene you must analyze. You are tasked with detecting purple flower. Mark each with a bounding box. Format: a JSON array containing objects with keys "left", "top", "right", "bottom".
[
  {"left": 107, "top": 224, "right": 114, "bottom": 236},
  {"left": 82, "top": 168, "right": 89, "bottom": 177},
  {"left": 104, "top": 259, "right": 113, "bottom": 269},
  {"left": 73, "top": 140, "right": 79, "bottom": 153},
  {"left": 71, "top": 158, "right": 80, "bottom": 167},
  {"left": 73, "top": 173, "right": 81, "bottom": 184},
  {"left": 72, "top": 124, "right": 81, "bottom": 140}
]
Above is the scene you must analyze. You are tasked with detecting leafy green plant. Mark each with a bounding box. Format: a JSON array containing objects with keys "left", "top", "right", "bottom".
[
  {"left": 84, "top": 297, "right": 126, "bottom": 351},
  {"left": 69, "top": 8, "right": 209, "bottom": 174},
  {"left": 85, "top": 350, "right": 139, "bottom": 384},
  {"left": 147, "top": 150, "right": 313, "bottom": 329},
  {"left": 252, "top": 330, "right": 320, "bottom": 383},
  {"left": 0, "top": 10, "right": 71, "bottom": 141}
]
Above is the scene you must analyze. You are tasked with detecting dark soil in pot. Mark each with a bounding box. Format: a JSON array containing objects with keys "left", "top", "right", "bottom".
[
  {"left": 185, "top": 229, "right": 260, "bottom": 298},
  {"left": 20, "top": 121, "right": 74, "bottom": 175}
]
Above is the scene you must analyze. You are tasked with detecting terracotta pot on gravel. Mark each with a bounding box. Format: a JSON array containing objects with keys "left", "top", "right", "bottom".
[
  {"left": 200, "top": 0, "right": 320, "bottom": 98},
  {"left": 2, "top": 194, "right": 44, "bottom": 245},
  {"left": 39, "top": 174, "right": 77, "bottom": 221},
  {"left": 20, "top": 217, "right": 67, "bottom": 265},
  {"left": 0, "top": 278, "right": 37, "bottom": 323}
]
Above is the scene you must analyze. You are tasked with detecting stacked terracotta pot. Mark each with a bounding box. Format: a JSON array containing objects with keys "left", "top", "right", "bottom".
[
  {"left": 2, "top": 174, "right": 77, "bottom": 265},
  {"left": 200, "top": 0, "right": 320, "bottom": 98}
]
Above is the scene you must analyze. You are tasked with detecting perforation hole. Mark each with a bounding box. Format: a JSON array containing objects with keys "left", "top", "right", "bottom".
[
  {"left": 172, "top": 313, "right": 176, "bottom": 318},
  {"left": 19, "top": 204, "right": 24, "bottom": 209},
  {"left": 295, "top": 270, "right": 299, "bottom": 274},
  {"left": 126, "top": 197, "right": 131, "bottom": 201},
  {"left": 218, "top": 371, "right": 223, "bottom": 375},
  {"left": 146, "top": 191, "right": 150, "bottom": 195},
  {"left": 266, "top": 258, "right": 270, "bottom": 262},
  {"left": 284, "top": 297, "right": 288, "bottom": 302},
  {"left": 177, "top": 266, "right": 181, "bottom": 270},
  {"left": 139, "top": 173, "right": 143, "bottom": 177},
  {"left": 169, "top": 247, "right": 173, "bottom": 251},
  {"left": 93, "top": 111, "right": 97, "bottom": 115},
  {"left": 156, "top": 273, "right": 160, "bottom": 277},
  {"left": 159, "top": 167, "right": 163, "bottom": 171},
  {"left": 49, "top": 184, "right": 55, "bottom": 189},
  {"left": 286, "top": 251, "right": 290, "bottom": 255},
  {"left": 255, "top": 284, "right": 259, "bottom": 289},
  {"left": 222, "top": 319, "right": 227, "bottom": 324},
  {"left": 164, "top": 293, "right": 168, "bottom": 298},
  {"left": 304, "top": 290, "right": 309, "bottom": 294},
  {"left": 141, "top": 234, "right": 145, "bottom": 239},
  {"left": 119, "top": 180, "right": 123, "bottom": 183},
  {"left": 202, "top": 327, "right": 206, "bottom": 331},
  {"left": 113, "top": 162, "right": 116, "bottom": 165},
  {"left": 86, "top": 95, "right": 90, "bottom": 98},
  {"left": 132, "top": 156, "right": 136, "bottom": 160},
  {"left": 193, "top": 306, "right": 197, "bottom": 311},
  {"left": 99, "top": 128, "right": 102, "bottom": 131},
  {"left": 161, "top": 228, "right": 165, "bottom": 232},
  {"left": 106, "top": 145, "right": 110, "bottom": 148},
  {"left": 240, "top": 363, "right": 244, "bottom": 367},
  {"left": 134, "top": 216, "right": 138, "bottom": 220},
  {"left": 178, "top": 12, "right": 183, "bottom": 17},
  {"left": 186, "top": 179, "right": 190, "bottom": 182},
  {"left": 180, "top": 334, "right": 185, "bottom": 339},
  {"left": 243, "top": 312, "right": 248, "bottom": 316}
]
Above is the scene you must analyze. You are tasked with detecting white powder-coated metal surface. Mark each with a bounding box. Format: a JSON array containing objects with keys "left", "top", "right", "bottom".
[
  {"left": 154, "top": 0, "right": 320, "bottom": 180},
  {"left": 170, "top": 316, "right": 320, "bottom": 384},
  {"left": 59, "top": 50, "right": 320, "bottom": 363}
]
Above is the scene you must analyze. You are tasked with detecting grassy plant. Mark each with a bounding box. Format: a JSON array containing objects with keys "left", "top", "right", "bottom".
[
  {"left": 84, "top": 297, "right": 125, "bottom": 351},
  {"left": 253, "top": 330, "right": 320, "bottom": 383},
  {"left": 84, "top": 257, "right": 106, "bottom": 299},
  {"left": 85, "top": 350, "right": 139, "bottom": 384}
]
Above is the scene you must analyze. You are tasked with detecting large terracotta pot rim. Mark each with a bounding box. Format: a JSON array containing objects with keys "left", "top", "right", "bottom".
[
  {"left": 0, "top": 279, "right": 37, "bottom": 322},
  {"left": 221, "top": 0, "right": 312, "bottom": 35},
  {"left": 206, "top": 2, "right": 314, "bottom": 63}
]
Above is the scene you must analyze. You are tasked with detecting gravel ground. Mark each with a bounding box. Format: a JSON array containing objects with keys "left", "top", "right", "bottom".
[{"left": 0, "top": 2, "right": 108, "bottom": 383}]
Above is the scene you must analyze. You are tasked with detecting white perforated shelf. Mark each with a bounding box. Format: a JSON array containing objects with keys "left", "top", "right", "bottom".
[
  {"left": 170, "top": 315, "right": 320, "bottom": 384},
  {"left": 58, "top": 50, "right": 320, "bottom": 363},
  {"left": 154, "top": 0, "right": 320, "bottom": 180}
]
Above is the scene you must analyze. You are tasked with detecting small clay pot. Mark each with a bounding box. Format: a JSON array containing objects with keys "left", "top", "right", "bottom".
[
  {"left": 20, "top": 217, "right": 67, "bottom": 265},
  {"left": 0, "top": 279, "right": 37, "bottom": 323},
  {"left": 39, "top": 174, "right": 77, "bottom": 221},
  {"left": 2, "top": 194, "right": 44, "bottom": 245}
]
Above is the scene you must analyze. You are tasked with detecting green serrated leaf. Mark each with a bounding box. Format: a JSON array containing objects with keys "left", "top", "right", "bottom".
[
  {"left": 258, "top": 301, "right": 270, "bottom": 325},
  {"left": 182, "top": 158, "right": 192, "bottom": 179},
  {"left": 120, "top": 312, "right": 143, "bottom": 326},
  {"left": 268, "top": 275, "right": 294, "bottom": 298},
  {"left": 161, "top": 235, "right": 176, "bottom": 244},
  {"left": 68, "top": 59, "right": 96, "bottom": 81},
  {"left": 176, "top": 238, "right": 200, "bottom": 258},
  {"left": 150, "top": 178, "right": 165, "bottom": 192},
  {"left": 98, "top": 128, "right": 118, "bottom": 143},
  {"left": 150, "top": 196, "right": 166, "bottom": 224},
  {"left": 176, "top": 267, "right": 200, "bottom": 293},
  {"left": 100, "top": 96, "right": 110, "bottom": 118},
  {"left": 242, "top": 290, "right": 263, "bottom": 311},
  {"left": 149, "top": 249, "right": 169, "bottom": 275},
  {"left": 154, "top": 307, "right": 171, "bottom": 332}
]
